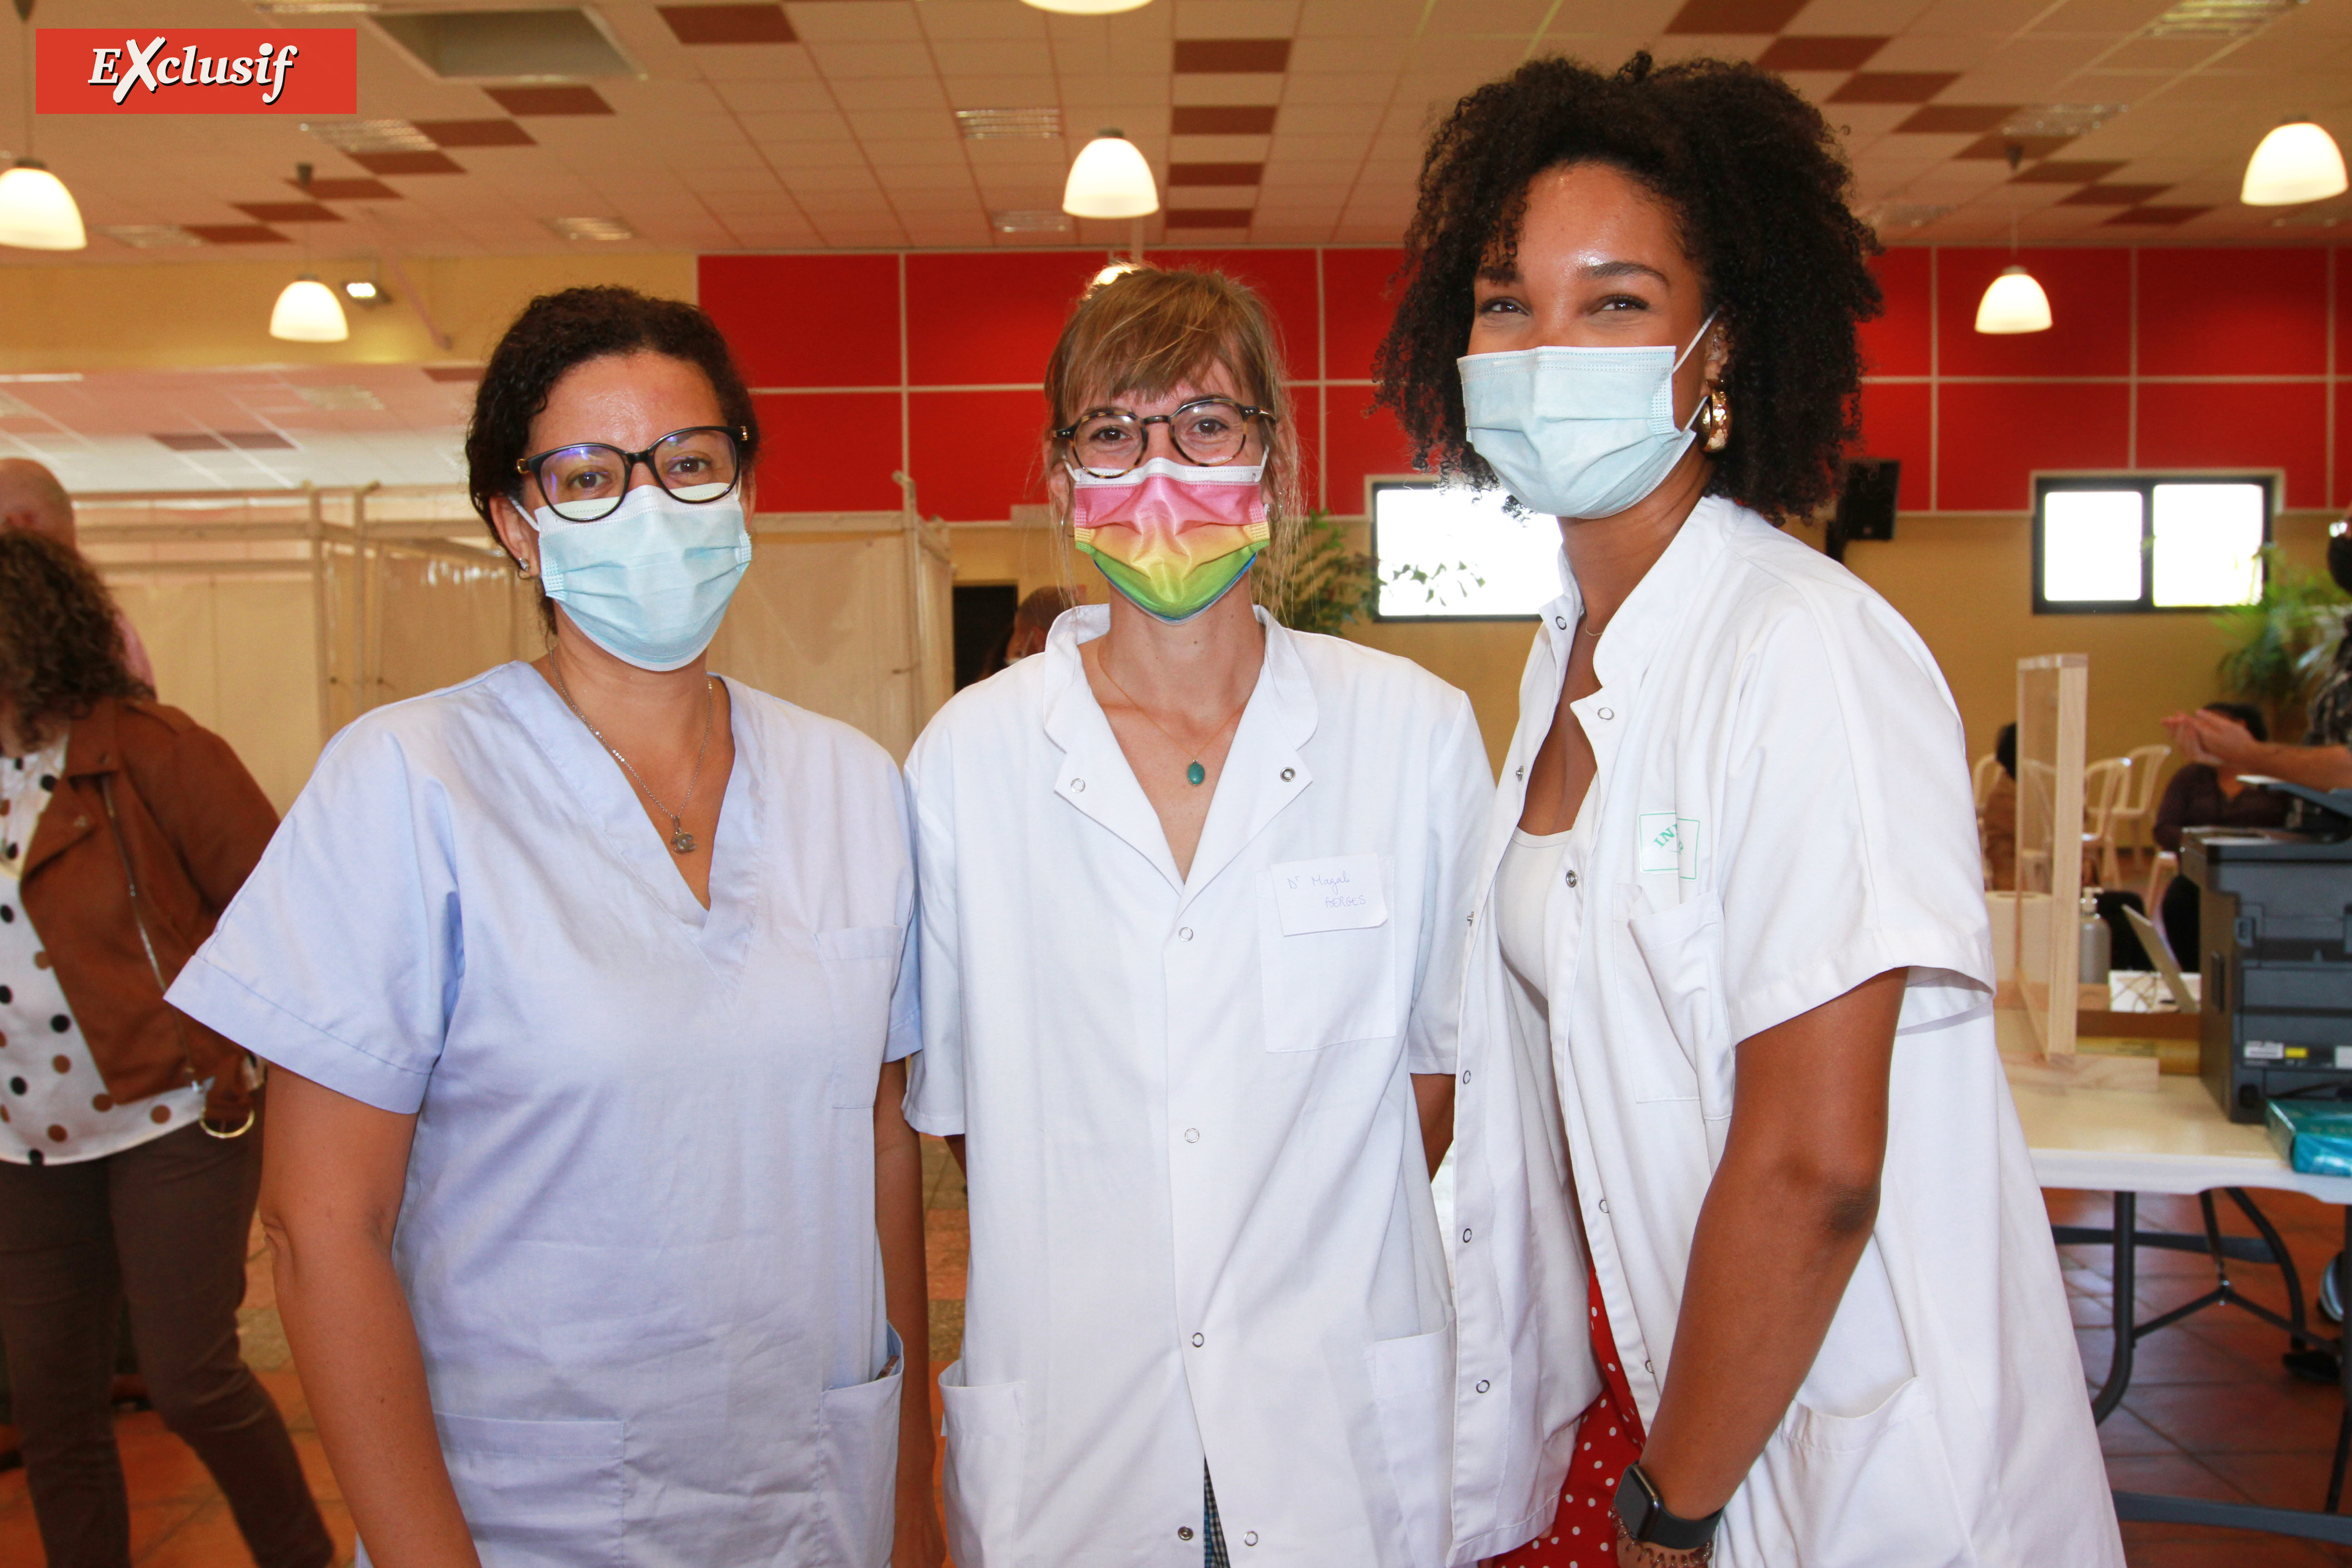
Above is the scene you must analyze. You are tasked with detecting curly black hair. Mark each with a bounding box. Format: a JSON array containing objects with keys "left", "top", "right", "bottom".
[
  {"left": 465, "top": 285, "right": 761, "bottom": 544},
  {"left": 0, "top": 529, "right": 153, "bottom": 747},
  {"left": 1374, "top": 53, "right": 1882, "bottom": 523}
]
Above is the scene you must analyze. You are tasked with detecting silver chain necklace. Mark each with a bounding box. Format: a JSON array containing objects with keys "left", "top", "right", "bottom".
[{"left": 550, "top": 666, "right": 714, "bottom": 855}]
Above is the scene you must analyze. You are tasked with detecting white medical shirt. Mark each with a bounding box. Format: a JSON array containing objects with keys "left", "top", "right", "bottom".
[
  {"left": 168, "top": 662, "right": 919, "bottom": 1568},
  {"left": 905, "top": 605, "right": 1490, "bottom": 1568},
  {"left": 1446, "top": 499, "right": 2122, "bottom": 1568}
]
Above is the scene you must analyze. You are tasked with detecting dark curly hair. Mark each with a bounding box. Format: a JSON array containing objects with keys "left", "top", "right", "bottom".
[
  {"left": 465, "top": 284, "right": 761, "bottom": 546},
  {"left": 0, "top": 529, "right": 153, "bottom": 747},
  {"left": 1374, "top": 53, "right": 1882, "bottom": 523}
]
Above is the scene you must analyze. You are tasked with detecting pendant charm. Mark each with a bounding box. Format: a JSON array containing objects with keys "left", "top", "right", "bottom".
[
  {"left": 1186, "top": 761, "right": 1205, "bottom": 786},
  {"left": 671, "top": 831, "right": 696, "bottom": 855}
]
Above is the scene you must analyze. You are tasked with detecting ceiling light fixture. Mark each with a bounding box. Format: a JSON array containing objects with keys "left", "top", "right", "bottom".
[
  {"left": 0, "top": 0, "right": 85, "bottom": 251},
  {"left": 2000, "top": 104, "right": 2128, "bottom": 139},
  {"left": 343, "top": 279, "right": 379, "bottom": 300},
  {"left": 1976, "top": 145, "right": 2053, "bottom": 335},
  {"left": 1063, "top": 129, "right": 1158, "bottom": 220},
  {"left": 991, "top": 209, "right": 1074, "bottom": 235},
  {"left": 270, "top": 164, "right": 350, "bottom": 343},
  {"left": 955, "top": 108, "right": 1063, "bottom": 141},
  {"left": 1021, "top": 0, "right": 1152, "bottom": 14},
  {"left": 543, "top": 216, "right": 635, "bottom": 242},
  {"left": 2241, "top": 118, "right": 2348, "bottom": 206}
]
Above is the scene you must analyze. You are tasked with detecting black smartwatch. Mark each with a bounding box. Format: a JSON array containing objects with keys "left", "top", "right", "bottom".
[{"left": 1612, "top": 1463, "right": 1722, "bottom": 1554}]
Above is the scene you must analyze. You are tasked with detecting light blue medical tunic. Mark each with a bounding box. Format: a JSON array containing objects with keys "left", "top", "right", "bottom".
[{"left": 169, "top": 661, "right": 918, "bottom": 1568}]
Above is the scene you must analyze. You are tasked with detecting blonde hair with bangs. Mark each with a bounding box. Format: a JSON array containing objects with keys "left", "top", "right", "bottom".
[{"left": 1042, "top": 266, "right": 1306, "bottom": 618}]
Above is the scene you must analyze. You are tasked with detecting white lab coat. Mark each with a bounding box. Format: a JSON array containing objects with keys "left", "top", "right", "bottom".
[
  {"left": 905, "top": 605, "right": 1490, "bottom": 1568},
  {"left": 167, "top": 662, "right": 918, "bottom": 1568},
  {"left": 1446, "top": 499, "right": 2122, "bottom": 1568}
]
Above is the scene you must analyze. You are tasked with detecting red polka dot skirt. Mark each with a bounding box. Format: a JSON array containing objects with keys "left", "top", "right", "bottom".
[{"left": 1494, "top": 1262, "right": 1646, "bottom": 1568}]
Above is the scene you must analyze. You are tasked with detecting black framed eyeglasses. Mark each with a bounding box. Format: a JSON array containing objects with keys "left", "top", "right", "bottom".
[
  {"left": 1054, "top": 397, "right": 1273, "bottom": 479},
  {"left": 516, "top": 425, "right": 751, "bottom": 523}
]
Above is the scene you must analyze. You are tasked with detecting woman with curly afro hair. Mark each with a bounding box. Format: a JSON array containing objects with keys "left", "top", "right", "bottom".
[{"left": 1377, "top": 55, "right": 2121, "bottom": 1568}]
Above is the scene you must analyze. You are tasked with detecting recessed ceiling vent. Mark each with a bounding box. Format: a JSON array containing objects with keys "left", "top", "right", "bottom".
[{"left": 372, "top": 10, "right": 637, "bottom": 81}]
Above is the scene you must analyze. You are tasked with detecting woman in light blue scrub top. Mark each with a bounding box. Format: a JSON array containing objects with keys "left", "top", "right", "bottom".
[{"left": 167, "top": 286, "right": 945, "bottom": 1568}]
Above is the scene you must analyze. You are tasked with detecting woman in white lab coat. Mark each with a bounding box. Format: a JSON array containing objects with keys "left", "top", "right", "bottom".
[
  {"left": 1372, "top": 57, "right": 2122, "bottom": 1568},
  {"left": 905, "top": 267, "right": 1490, "bottom": 1568},
  {"left": 167, "top": 287, "right": 944, "bottom": 1568}
]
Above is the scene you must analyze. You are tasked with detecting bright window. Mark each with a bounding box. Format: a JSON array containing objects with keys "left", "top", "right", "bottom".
[
  {"left": 2033, "top": 475, "right": 2271, "bottom": 614},
  {"left": 1370, "top": 480, "right": 1560, "bottom": 620}
]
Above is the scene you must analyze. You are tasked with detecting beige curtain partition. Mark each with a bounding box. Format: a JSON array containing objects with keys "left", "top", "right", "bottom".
[{"left": 76, "top": 485, "right": 953, "bottom": 812}]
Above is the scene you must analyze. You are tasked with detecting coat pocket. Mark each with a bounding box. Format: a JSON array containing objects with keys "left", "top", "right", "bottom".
[
  {"left": 1748, "top": 1378, "right": 1978, "bottom": 1568},
  {"left": 433, "top": 1411, "right": 626, "bottom": 1568},
  {"left": 1622, "top": 889, "right": 1731, "bottom": 1110},
  {"left": 1258, "top": 858, "right": 1399, "bottom": 1052},
  {"left": 818, "top": 1324, "right": 905, "bottom": 1568},
  {"left": 1368, "top": 1325, "right": 1454, "bottom": 1568},
  {"left": 816, "top": 925, "right": 905, "bottom": 1108},
  {"left": 937, "top": 1361, "right": 1025, "bottom": 1568}
]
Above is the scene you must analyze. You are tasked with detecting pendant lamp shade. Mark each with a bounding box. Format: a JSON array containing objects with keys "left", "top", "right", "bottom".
[
  {"left": 1063, "top": 131, "right": 1158, "bottom": 220},
  {"left": 2241, "top": 120, "right": 2348, "bottom": 206},
  {"left": 270, "top": 276, "right": 350, "bottom": 342},
  {"left": 0, "top": 160, "right": 86, "bottom": 250},
  {"left": 1023, "top": 0, "right": 1152, "bottom": 10},
  {"left": 1975, "top": 264, "right": 2052, "bottom": 335}
]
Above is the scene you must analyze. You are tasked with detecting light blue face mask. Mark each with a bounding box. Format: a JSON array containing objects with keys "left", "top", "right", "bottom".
[
  {"left": 529, "top": 482, "right": 752, "bottom": 671},
  {"left": 1456, "top": 311, "right": 1717, "bottom": 520}
]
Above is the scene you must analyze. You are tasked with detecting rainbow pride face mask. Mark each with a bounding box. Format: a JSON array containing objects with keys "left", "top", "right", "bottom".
[{"left": 1068, "top": 457, "right": 1269, "bottom": 625}]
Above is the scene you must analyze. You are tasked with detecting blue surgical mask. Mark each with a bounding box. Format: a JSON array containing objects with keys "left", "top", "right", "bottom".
[
  {"left": 1457, "top": 311, "right": 1717, "bottom": 520},
  {"left": 529, "top": 482, "right": 752, "bottom": 671}
]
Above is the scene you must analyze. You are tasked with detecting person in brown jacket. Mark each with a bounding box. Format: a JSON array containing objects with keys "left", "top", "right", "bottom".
[{"left": 0, "top": 529, "right": 331, "bottom": 1568}]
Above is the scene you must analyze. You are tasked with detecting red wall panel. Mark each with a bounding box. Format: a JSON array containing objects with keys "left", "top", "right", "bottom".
[
  {"left": 1860, "top": 247, "right": 1931, "bottom": 378},
  {"left": 907, "top": 389, "right": 1050, "bottom": 522},
  {"left": 1144, "top": 248, "right": 1321, "bottom": 381},
  {"left": 1937, "top": 382, "right": 2129, "bottom": 512},
  {"left": 2137, "top": 382, "right": 2327, "bottom": 508},
  {"left": 750, "top": 392, "right": 902, "bottom": 513},
  {"left": 1937, "top": 248, "right": 2129, "bottom": 378},
  {"left": 1853, "top": 381, "right": 1932, "bottom": 514},
  {"left": 1288, "top": 396, "right": 1323, "bottom": 515},
  {"left": 2138, "top": 247, "right": 2326, "bottom": 378},
  {"left": 1322, "top": 247, "right": 1406, "bottom": 380},
  {"left": 1323, "top": 385, "right": 1418, "bottom": 516},
  {"left": 2337, "top": 384, "right": 2350, "bottom": 510},
  {"left": 905, "top": 251, "right": 1109, "bottom": 388},
  {"left": 701, "top": 255, "right": 899, "bottom": 389}
]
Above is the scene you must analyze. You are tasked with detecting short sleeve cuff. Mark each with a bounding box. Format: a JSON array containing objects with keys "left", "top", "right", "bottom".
[
  {"left": 168, "top": 956, "right": 432, "bottom": 1115},
  {"left": 1727, "top": 919, "right": 1993, "bottom": 1047}
]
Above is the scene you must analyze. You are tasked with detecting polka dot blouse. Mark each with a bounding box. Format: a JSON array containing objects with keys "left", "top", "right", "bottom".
[{"left": 0, "top": 736, "right": 205, "bottom": 1166}]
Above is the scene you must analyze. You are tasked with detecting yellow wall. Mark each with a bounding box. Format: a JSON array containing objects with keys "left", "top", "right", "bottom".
[
  {"left": 0, "top": 254, "right": 699, "bottom": 372},
  {"left": 952, "top": 509, "right": 2347, "bottom": 784}
]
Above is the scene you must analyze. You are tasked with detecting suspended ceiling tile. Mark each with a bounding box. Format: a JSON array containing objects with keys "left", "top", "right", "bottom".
[
  {"left": 2104, "top": 204, "right": 2211, "bottom": 225},
  {"left": 235, "top": 202, "right": 343, "bottom": 224},
  {"left": 1664, "top": 0, "right": 1808, "bottom": 33},
  {"left": 485, "top": 86, "right": 615, "bottom": 117},
  {"left": 1172, "top": 0, "right": 1303, "bottom": 37},
  {"left": 786, "top": 1, "right": 924, "bottom": 43},
  {"left": 917, "top": 1, "right": 1053, "bottom": 42},
  {"left": 1172, "top": 38, "right": 1291, "bottom": 72},
  {"left": 930, "top": 38, "right": 1057, "bottom": 74},
  {"left": 687, "top": 45, "right": 823, "bottom": 80},
  {"left": 1828, "top": 71, "right": 1962, "bottom": 103},
  {"left": 1175, "top": 75, "right": 1288, "bottom": 105},
  {"left": 1297, "top": 0, "right": 1435, "bottom": 34},
  {"left": 293, "top": 178, "right": 402, "bottom": 201},
  {"left": 1758, "top": 34, "right": 1888, "bottom": 70},
  {"left": 660, "top": 5, "right": 798, "bottom": 45},
  {"left": 349, "top": 151, "right": 469, "bottom": 176},
  {"left": 2057, "top": 181, "right": 2173, "bottom": 204},
  {"left": 413, "top": 119, "right": 536, "bottom": 148}
]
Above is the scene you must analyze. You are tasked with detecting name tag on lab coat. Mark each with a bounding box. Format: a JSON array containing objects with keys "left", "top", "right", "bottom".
[{"left": 1271, "top": 855, "right": 1389, "bottom": 934}]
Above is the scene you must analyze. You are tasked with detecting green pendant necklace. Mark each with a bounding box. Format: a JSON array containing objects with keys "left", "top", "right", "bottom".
[{"left": 1098, "top": 658, "right": 1253, "bottom": 787}]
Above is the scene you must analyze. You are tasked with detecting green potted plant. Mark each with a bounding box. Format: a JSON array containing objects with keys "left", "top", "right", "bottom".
[{"left": 2215, "top": 545, "right": 2350, "bottom": 740}]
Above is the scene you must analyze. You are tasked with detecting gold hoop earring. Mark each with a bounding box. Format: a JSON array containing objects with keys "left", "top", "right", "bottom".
[{"left": 1702, "top": 389, "right": 1730, "bottom": 453}]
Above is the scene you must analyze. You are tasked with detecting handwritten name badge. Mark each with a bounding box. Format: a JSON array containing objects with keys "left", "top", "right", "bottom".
[{"left": 1271, "top": 854, "right": 1389, "bottom": 936}]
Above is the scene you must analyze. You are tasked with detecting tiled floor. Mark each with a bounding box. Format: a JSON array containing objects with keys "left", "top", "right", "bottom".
[{"left": 4, "top": 1147, "right": 2347, "bottom": 1565}]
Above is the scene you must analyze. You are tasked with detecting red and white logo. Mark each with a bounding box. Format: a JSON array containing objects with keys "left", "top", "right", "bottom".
[{"left": 37, "top": 29, "right": 358, "bottom": 114}]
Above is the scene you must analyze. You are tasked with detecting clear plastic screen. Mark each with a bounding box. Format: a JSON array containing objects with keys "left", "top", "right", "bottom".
[{"left": 2013, "top": 654, "right": 2087, "bottom": 1061}]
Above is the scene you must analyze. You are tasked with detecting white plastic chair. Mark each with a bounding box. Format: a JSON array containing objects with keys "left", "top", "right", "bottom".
[
  {"left": 2105, "top": 744, "right": 2172, "bottom": 861},
  {"left": 2143, "top": 849, "right": 2178, "bottom": 922},
  {"left": 2082, "top": 757, "right": 2128, "bottom": 888}
]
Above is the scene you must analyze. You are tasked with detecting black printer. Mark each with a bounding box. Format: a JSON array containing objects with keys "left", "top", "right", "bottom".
[{"left": 2188, "top": 781, "right": 2352, "bottom": 1122}]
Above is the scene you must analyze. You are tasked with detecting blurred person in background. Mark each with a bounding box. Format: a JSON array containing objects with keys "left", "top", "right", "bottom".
[
  {"left": 0, "top": 529, "right": 327, "bottom": 1568},
  {"left": 0, "top": 460, "right": 156, "bottom": 689},
  {"left": 1980, "top": 721, "right": 2017, "bottom": 892},
  {"left": 995, "top": 585, "right": 1082, "bottom": 672},
  {"left": 2152, "top": 702, "right": 2290, "bottom": 969},
  {"left": 2167, "top": 524, "right": 2352, "bottom": 795}
]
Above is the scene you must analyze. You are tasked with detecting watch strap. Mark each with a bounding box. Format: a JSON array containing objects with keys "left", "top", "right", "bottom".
[{"left": 1613, "top": 1463, "right": 1723, "bottom": 1553}]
